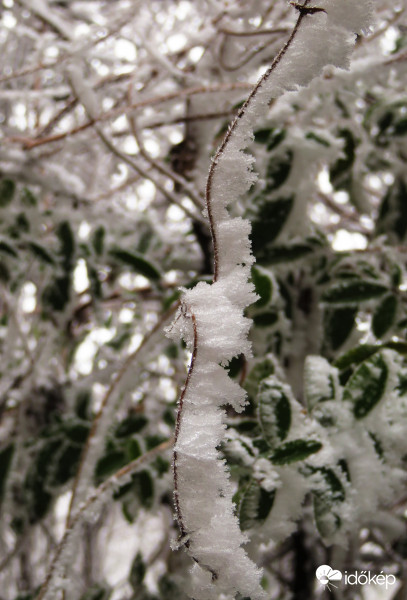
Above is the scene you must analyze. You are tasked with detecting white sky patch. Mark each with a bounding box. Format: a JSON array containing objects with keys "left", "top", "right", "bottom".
[
  {"left": 74, "top": 327, "right": 115, "bottom": 375},
  {"left": 332, "top": 229, "right": 367, "bottom": 251},
  {"left": 318, "top": 167, "right": 333, "bottom": 194},
  {"left": 167, "top": 33, "right": 187, "bottom": 53},
  {"left": 119, "top": 307, "right": 134, "bottom": 323},
  {"left": 115, "top": 39, "right": 137, "bottom": 62},
  {"left": 54, "top": 491, "right": 72, "bottom": 540},
  {"left": 189, "top": 46, "right": 204, "bottom": 63},
  {"left": 78, "top": 221, "right": 91, "bottom": 240},
  {"left": 128, "top": 332, "right": 143, "bottom": 353},
  {"left": 2, "top": 11, "right": 16, "bottom": 28},
  {"left": 143, "top": 137, "right": 160, "bottom": 158},
  {"left": 167, "top": 126, "right": 184, "bottom": 145},
  {"left": 122, "top": 135, "right": 139, "bottom": 155},
  {"left": 20, "top": 281, "right": 36, "bottom": 313},
  {"left": 366, "top": 174, "right": 383, "bottom": 191},
  {"left": 73, "top": 259, "right": 89, "bottom": 293},
  {"left": 380, "top": 26, "right": 398, "bottom": 54},
  {"left": 167, "top": 204, "right": 185, "bottom": 222},
  {"left": 333, "top": 190, "right": 349, "bottom": 204}
]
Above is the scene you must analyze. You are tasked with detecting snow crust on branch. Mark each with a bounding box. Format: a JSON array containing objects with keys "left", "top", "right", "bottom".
[{"left": 167, "top": 2, "right": 373, "bottom": 598}]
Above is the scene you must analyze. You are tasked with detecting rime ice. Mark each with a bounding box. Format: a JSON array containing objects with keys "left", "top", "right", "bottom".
[{"left": 166, "top": 1, "right": 374, "bottom": 598}]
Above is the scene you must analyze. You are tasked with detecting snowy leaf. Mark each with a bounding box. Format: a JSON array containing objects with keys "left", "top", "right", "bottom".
[
  {"left": 265, "top": 151, "right": 293, "bottom": 191},
  {"left": 257, "top": 377, "right": 291, "bottom": 448},
  {"left": 343, "top": 352, "right": 388, "bottom": 418},
  {"left": 239, "top": 480, "right": 275, "bottom": 530},
  {"left": 304, "top": 356, "right": 339, "bottom": 411},
  {"left": 269, "top": 439, "right": 322, "bottom": 465},
  {"left": 109, "top": 248, "right": 161, "bottom": 281}
]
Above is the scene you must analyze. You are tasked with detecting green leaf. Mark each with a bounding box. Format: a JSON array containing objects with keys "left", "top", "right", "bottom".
[
  {"left": 239, "top": 480, "right": 275, "bottom": 530},
  {"left": 0, "top": 444, "right": 14, "bottom": 501},
  {"left": 372, "top": 294, "right": 398, "bottom": 338},
  {"left": 376, "top": 178, "right": 407, "bottom": 241},
  {"left": 133, "top": 470, "right": 154, "bottom": 508},
  {"left": 257, "top": 243, "right": 313, "bottom": 265},
  {"left": 266, "top": 150, "right": 293, "bottom": 191},
  {"left": 42, "top": 275, "right": 70, "bottom": 311},
  {"left": 330, "top": 129, "right": 356, "bottom": 190},
  {"left": 251, "top": 196, "right": 293, "bottom": 252},
  {"left": 110, "top": 248, "right": 161, "bottom": 281},
  {"left": 26, "top": 242, "right": 55, "bottom": 265},
  {"left": 323, "top": 306, "right": 357, "bottom": 350},
  {"left": 343, "top": 352, "right": 388, "bottom": 419},
  {"left": 129, "top": 553, "right": 146, "bottom": 592},
  {"left": 20, "top": 187, "right": 37, "bottom": 207},
  {"left": 252, "top": 311, "right": 278, "bottom": 327},
  {"left": 334, "top": 344, "right": 380, "bottom": 370},
  {"left": 0, "top": 179, "right": 16, "bottom": 207},
  {"left": 0, "top": 241, "right": 18, "bottom": 257},
  {"left": 92, "top": 226, "right": 105, "bottom": 256},
  {"left": 63, "top": 421, "right": 90, "bottom": 444},
  {"left": 56, "top": 221, "right": 75, "bottom": 270},
  {"left": 257, "top": 377, "right": 291, "bottom": 447},
  {"left": 251, "top": 266, "right": 272, "bottom": 308},
  {"left": 269, "top": 439, "right": 322, "bottom": 465},
  {"left": 52, "top": 444, "right": 82, "bottom": 485},
  {"left": 322, "top": 280, "right": 388, "bottom": 304},
  {"left": 95, "top": 451, "right": 127, "bottom": 482},
  {"left": 115, "top": 415, "right": 148, "bottom": 438}
]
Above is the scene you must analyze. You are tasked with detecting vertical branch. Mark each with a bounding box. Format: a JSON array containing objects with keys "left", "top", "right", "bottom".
[{"left": 206, "top": 0, "right": 312, "bottom": 281}]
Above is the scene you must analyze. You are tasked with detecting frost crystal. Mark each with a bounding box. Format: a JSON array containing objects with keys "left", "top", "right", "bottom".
[{"left": 166, "top": 2, "right": 373, "bottom": 598}]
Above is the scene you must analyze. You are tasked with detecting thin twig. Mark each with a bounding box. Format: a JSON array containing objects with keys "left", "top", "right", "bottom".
[{"left": 206, "top": 0, "right": 312, "bottom": 281}]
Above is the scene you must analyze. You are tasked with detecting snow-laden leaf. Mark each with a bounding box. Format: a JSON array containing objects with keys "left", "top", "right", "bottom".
[
  {"left": 304, "top": 356, "right": 338, "bottom": 411},
  {"left": 329, "top": 129, "right": 357, "bottom": 190},
  {"left": 372, "top": 294, "right": 398, "bottom": 338},
  {"left": 257, "top": 377, "right": 291, "bottom": 448},
  {"left": 323, "top": 280, "right": 388, "bottom": 304},
  {"left": 239, "top": 480, "right": 275, "bottom": 530},
  {"left": 269, "top": 439, "right": 322, "bottom": 465},
  {"left": 343, "top": 352, "right": 388, "bottom": 419}
]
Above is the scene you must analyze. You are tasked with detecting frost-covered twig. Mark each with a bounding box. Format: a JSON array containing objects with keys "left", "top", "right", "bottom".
[
  {"left": 167, "top": 1, "right": 373, "bottom": 598},
  {"left": 36, "top": 439, "right": 173, "bottom": 600}
]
